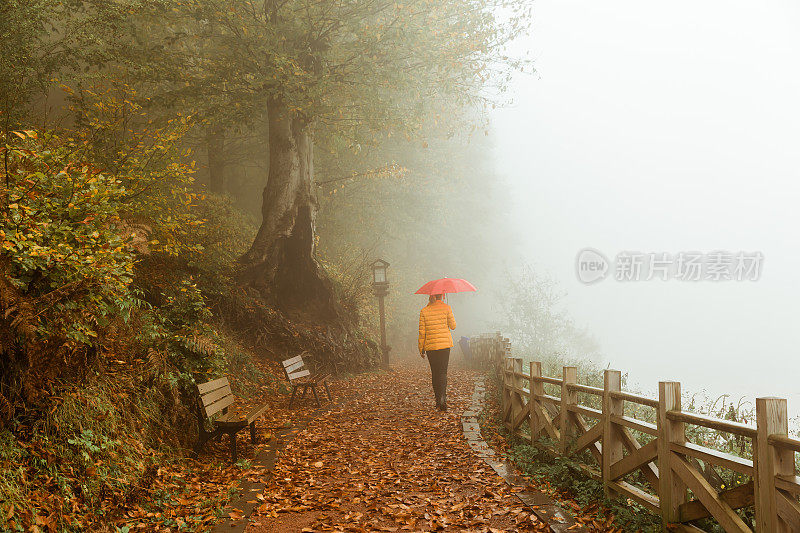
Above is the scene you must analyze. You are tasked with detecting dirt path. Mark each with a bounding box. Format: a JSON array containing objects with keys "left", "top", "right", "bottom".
[{"left": 245, "top": 359, "right": 548, "bottom": 532}]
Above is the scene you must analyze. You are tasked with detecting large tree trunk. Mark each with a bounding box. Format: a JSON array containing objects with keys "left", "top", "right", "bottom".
[
  {"left": 240, "top": 99, "right": 339, "bottom": 318},
  {"left": 206, "top": 125, "right": 225, "bottom": 194}
]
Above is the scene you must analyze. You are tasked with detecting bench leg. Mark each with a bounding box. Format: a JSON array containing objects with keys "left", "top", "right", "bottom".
[
  {"left": 323, "top": 380, "right": 332, "bottom": 401},
  {"left": 229, "top": 432, "right": 238, "bottom": 463},
  {"left": 250, "top": 422, "right": 257, "bottom": 444},
  {"left": 311, "top": 385, "right": 321, "bottom": 407},
  {"left": 301, "top": 386, "right": 309, "bottom": 399},
  {"left": 289, "top": 386, "right": 298, "bottom": 408},
  {"left": 195, "top": 427, "right": 222, "bottom": 456}
]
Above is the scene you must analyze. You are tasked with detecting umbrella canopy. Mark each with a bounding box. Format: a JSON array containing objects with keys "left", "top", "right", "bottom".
[{"left": 415, "top": 277, "right": 477, "bottom": 295}]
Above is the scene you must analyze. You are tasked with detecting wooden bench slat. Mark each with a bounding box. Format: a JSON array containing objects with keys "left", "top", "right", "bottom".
[
  {"left": 284, "top": 360, "right": 305, "bottom": 374},
  {"left": 245, "top": 403, "right": 270, "bottom": 424},
  {"left": 282, "top": 354, "right": 303, "bottom": 367},
  {"left": 215, "top": 411, "right": 242, "bottom": 424},
  {"left": 213, "top": 403, "right": 269, "bottom": 426},
  {"left": 197, "top": 376, "right": 229, "bottom": 394},
  {"left": 288, "top": 369, "right": 311, "bottom": 381},
  {"left": 205, "top": 394, "right": 235, "bottom": 417},
  {"left": 201, "top": 385, "right": 233, "bottom": 407}
]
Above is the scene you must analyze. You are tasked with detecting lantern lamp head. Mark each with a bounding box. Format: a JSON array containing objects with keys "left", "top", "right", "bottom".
[{"left": 371, "top": 259, "right": 390, "bottom": 286}]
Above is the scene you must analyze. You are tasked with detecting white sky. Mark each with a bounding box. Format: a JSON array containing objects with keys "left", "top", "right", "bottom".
[{"left": 491, "top": 0, "right": 800, "bottom": 411}]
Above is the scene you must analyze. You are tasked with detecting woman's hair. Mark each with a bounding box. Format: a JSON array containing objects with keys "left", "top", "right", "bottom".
[{"left": 428, "top": 294, "right": 444, "bottom": 304}]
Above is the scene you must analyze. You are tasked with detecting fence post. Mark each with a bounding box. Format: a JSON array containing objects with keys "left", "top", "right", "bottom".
[
  {"left": 529, "top": 362, "right": 542, "bottom": 442},
  {"left": 658, "top": 381, "right": 686, "bottom": 527},
  {"left": 560, "top": 366, "right": 577, "bottom": 454},
  {"left": 502, "top": 356, "right": 511, "bottom": 425},
  {"left": 602, "top": 369, "right": 623, "bottom": 497},
  {"left": 510, "top": 357, "right": 523, "bottom": 434},
  {"left": 502, "top": 337, "right": 512, "bottom": 359},
  {"left": 755, "top": 397, "right": 790, "bottom": 533}
]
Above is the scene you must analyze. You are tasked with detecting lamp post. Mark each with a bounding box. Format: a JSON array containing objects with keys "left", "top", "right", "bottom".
[{"left": 371, "top": 259, "right": 390, "bottom": 368}]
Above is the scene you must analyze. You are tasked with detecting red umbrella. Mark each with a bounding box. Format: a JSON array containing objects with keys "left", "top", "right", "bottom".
[{"left": 415, "top": 277, "right": 477, "bottom": 295}]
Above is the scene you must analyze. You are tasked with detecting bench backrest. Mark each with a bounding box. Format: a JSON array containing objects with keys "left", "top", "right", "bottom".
[
  {"left": 282, "top": 354, "right": 310, "bottom": 382},
  {"left": 197, "top": 377, "right": 234, "bottom": 418}
]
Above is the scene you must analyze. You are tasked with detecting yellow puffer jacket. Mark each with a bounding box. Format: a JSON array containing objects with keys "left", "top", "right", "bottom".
[{"left": 418, "top": 300, "right": 457, "bottom": 353}]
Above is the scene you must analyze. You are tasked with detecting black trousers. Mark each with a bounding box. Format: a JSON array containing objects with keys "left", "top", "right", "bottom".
[{"left": 426, "top": 348, "right": 450, "bottom": 404}]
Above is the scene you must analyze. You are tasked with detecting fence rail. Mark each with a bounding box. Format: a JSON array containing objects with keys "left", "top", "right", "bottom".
[{"left": 470, "top": 333, "right": 800, "bottom": 532}]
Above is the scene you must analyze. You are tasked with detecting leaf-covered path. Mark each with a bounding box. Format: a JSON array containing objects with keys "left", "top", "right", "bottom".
[{"left": 244, "top": 361, "right": 549, "bottom": 532}]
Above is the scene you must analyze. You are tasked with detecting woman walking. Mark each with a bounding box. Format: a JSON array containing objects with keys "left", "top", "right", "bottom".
[{"left": 418, "top": 294, "right": 457, "bottom": 411}]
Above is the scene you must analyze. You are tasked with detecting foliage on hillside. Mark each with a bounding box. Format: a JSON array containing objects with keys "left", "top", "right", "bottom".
[
  {"left": 0, "top": 126, "right": 215, "bottom": 527},
  {"left": 1, "top": 131, "right": 139, "bottom": 403},
  {"left": 0, "top": 124, "right": 377, "bottom": 531}
]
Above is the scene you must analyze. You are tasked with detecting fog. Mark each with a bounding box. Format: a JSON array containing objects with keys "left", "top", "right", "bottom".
[{"left": 491, "top": 1, "right": 800, "bottom": 409}]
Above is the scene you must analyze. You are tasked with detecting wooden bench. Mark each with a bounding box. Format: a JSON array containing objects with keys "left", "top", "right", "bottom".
[
  {"left": 195, "top": 377, "right": 269, "bottom": 462},
  {"left": 282, "top": 354, "right": 331, "bottom": 407}
]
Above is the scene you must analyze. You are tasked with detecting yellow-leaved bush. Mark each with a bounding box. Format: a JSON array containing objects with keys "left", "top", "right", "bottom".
[{"left": 0, "top": 131, "right": 138, "bottom": 345}]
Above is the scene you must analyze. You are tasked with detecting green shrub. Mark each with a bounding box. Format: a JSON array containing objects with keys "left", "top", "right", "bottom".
[
  {"left": 507, "top": 442, "right": 662, "bottom": 532},
  {"left": 0, "top": 131, "right": 138, "bottom": 347},
  {"left": 0, "top": 128, "right": 270, "bottom": 531}
]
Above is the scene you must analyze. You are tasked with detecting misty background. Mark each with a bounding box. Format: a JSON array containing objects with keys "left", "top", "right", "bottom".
[{"left": 490, "top": 0, "right": 800, "bottom": 410}]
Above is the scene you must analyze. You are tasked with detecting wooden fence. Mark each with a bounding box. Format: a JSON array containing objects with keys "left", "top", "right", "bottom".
[
  {"left": 470, "top": 334, "right": 800, "bottom": 533},
  {"left": 465, "top": 332, "right": 510, "bottom": 369}
]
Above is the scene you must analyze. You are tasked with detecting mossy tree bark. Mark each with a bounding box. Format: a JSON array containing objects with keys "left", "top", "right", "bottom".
[{"left": 240, "top": 99, "right": 339, "bottom": 319}]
